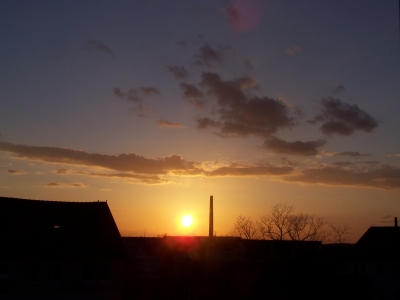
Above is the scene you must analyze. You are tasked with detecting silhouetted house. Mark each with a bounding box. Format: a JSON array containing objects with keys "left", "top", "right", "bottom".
[
  {"left": 351, "top": 225, "right": 400, "bottom": 299},
  {"left": 0, "top": 197, "right": 126, "bottom": 300}
]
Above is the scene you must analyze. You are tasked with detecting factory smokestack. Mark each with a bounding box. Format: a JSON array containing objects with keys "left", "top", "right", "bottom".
[{"left": 209, "top": 195, "right": 213, "bottom": 237}]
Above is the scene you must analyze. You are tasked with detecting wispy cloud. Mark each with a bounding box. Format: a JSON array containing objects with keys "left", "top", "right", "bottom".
[
  {"left": 334, "top": 151, "right": 372, "bottom": 158},
  {"left": 333, "top": 161, "right": 379, "bottom": 166},
  {"left": 140, "top": 86, "right": 160, "bottom": 96},
  {"left": 285, "top": 46, "right": 304, "bottom": 56},
  {"left": 264, "top": 137, "right": 326, "bottom": 156},
  {"left": 54, "top": 168, "right": 168, "bottom": 185},
  {"left": 158, "top": 119, "right": 185, "bottom": 128},
  {"left": 204, "top": 164, "right": 293, "bottom": 177},
  {"left": 82, "top": 39, "right": 114, "bottom": 56},
  {"left": 332, "top": 84, "right": 346, "bottom": 94},
  {"left": 379, "top": 215, "right": 395, "bottom": 224},
  {"left": 6, "top": 169, "right": 25, "bottom": 175},
  {"left": 167, "top": 65, "right": 189, "bottom": 80},
  {"left": 2, "top": 141, "right": 400, "bottom": 190},
  {"left": 0, "top": 141, "right": 293, "bottom": 180},
  {"left": 0, "top": 141, "right": 198, "bottom": 175},
  {"left": 194, "top": 43, "right": 225, "bottom": 67},
  {"left": 45, "top": 182, "right": 86, "bottom": 188},
  {"left": 113, "top": 86, "right": 160, "bottom": 117},
  {"left": 282, "top": 165, "right": 400, "bottom": 190}
]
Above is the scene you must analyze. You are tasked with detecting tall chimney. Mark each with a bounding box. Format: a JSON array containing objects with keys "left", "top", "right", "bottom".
[
  {"left": 395, "top": 217, "right": 398, "bottom": 227},
  {"left": 209, "top": 195, "right": 213, "bottom": 237}
]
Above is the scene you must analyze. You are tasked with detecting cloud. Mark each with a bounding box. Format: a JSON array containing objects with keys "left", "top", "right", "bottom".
[
  {"left": 6, "top": 169, "right": 25, "bottom": 175},
  {"left": 140, "top": 86, "right": 160, "bottom": 96},
  {"left": 0, "top": 141, "right": 295, "bottom": 182},
  {"left": 176, "top": 40, "right": 187, "bottom": 47},
  {"left": 45, "top": 182, "right": 86, "bottom": 188},
  {"left": 332, "top": 162, "right": 353, "bottom": 167},
  {"left": 223, "top": 0, "right": 263, "bottom": 34},
  {"left": 158, "top": 119, "right": 185, "bottom": 128},
  {"left": 380, "top": 215, "right": 395, "bottom": 224},
  {"left": 243, "top": 58, "right": 254, "bottom": 71},
  {"left": 196, "top": 72, "right": 294, "bottom": 137},
  {"left": 332, "top": 84, "right": 346, "bottom": 94},
  {"left": 55, "top": 168, "right": 70, "bottom": 174},
  {"left": 264, "top": 137, "right": 326, "bottom": 156},
  {"left": 179, "top": 83, "right": 206, "bottom": 108},
  {"left": 309, "top": 97, "right": 378, "bottom": 136},
  {"left": 194, "top": 43, "right": 225, "bottom": 66},
  {"left": 88, "top": 172, "right": 170, "bottom": 185},
  {"left": 282, "top": 165, "right": 400, "bottom": 190},
  {"left": 167, "top": 65, "right": 189, "bottom": 80},
  {"left": 82, "top": 39, "right": 114, "bottom": 56},
  {"left": 333, "top": 161, "right": 379, "bottom": 166},
  {"left": 54, "top": 168, "right": 168, "bottom": 185},
  {"left": 334, "top": 151, "right": 372, "bottom": 158},
  {"left": 3, "top": 140, "right": 400, "bottom": 190},
  {"left": 0, "top": 141, "right": 199, "bottom": 175},
  {"left": 285, "top": 46, "right": 304, "bottom": 56},
  {"left": 204, "top": 164, "right": 293, "bottom": 177},
  {"left": 113, "top": 87, "right": 152, "bottom": 116}
]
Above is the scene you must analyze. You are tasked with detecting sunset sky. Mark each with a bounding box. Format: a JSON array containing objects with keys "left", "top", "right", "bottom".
[{"left": 1, "top": 0, "right": 399, "bottom": 242}]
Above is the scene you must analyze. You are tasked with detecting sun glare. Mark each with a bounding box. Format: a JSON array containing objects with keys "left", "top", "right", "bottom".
[{"left": 181, "top": 215, "right": 193, "bottom": 227}]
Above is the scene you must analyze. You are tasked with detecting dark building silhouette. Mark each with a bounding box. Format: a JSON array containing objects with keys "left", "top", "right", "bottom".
[
  {"left": 0, "top": 197, "right": 126, "bottom": 300},
  {"left": 348, "top": 222, "right": 400, "bottom": 299}
]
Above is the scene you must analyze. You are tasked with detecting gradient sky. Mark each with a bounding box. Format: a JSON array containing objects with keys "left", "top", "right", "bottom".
[{"left": 1, "top": 0, "right": 399, "bottom": 241}]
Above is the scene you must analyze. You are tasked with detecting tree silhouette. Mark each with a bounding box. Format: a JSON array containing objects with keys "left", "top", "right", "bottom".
[
  {"left": 329, "top": 223, "right": 351, "bottom": 243},
  {"left": 230, "top": 203, "right": 331, "bottom": 241},
  {"left": 229, "top": 215, "right": 258, "bottom": 239}
]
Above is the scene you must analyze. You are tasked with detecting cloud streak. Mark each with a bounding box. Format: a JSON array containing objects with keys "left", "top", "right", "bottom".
[
  {"left": 264, "top": 137, "right": 326, "bottom": 156},
  {"left": 285, "top": 46, "right": 304, "bottom": 56},
  {"left": 158, "top": 119, "right": 185, "bottom": 128},
  {"left": 3, "top": 141, "right": 400, "bottom": 190},
  {"left": 282, "top": 165, "right": 400, "bottom": 190},
  {"left": 83, "top": 39, "right": 114, "bottom": 56},
  {"left": 45, "top": 182, "right": 86, "bottom": 188},
  {"left": 6, "top": 169, "right": 25, "bottom": 175}
]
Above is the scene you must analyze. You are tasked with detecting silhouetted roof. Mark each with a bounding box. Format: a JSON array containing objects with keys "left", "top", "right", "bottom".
[
  {"left": 355, "top": 226, "right": 400, "bottom": 261},
  {"left": 0, "top": 197, "right": 126, "bottom": 258}
]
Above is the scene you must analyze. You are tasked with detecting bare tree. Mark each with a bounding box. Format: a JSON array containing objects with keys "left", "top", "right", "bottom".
[
  {"left": 329, "top": 223, "right": 351, "bottom": 243},
  {"left": 257, "top": 203, "right": 295, "bottom": 240},
  {"left": 229, "top": 215, "right": 258, "bottom": 239},
  {"left": 231, "top": 203, "right": 330, "bottom": 242},
  {"left": 287, "top": 213, "right": 327, "bottom": 241}
]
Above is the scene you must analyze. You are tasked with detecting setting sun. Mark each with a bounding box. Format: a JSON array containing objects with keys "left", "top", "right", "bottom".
[{"left": 181, "top": 215, "right": 193, "bottom": 227}]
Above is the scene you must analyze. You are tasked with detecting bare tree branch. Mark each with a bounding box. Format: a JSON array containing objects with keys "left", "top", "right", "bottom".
[
  {"left": 329, "top": 223, "right": 351, "bottom": 243},
  {"left": 230, "top": 203, "right": 330, "bottom": 242},
  {"left": 229, "top": 215, "right": 258, "bottom": 239}
]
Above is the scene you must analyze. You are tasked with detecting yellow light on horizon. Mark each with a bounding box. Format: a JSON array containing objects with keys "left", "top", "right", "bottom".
[{"left": 181, "top": 215, "right": 193, "bottom": 227}]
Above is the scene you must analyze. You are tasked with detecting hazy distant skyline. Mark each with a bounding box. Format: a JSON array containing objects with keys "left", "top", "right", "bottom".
[{"left": 1, "top": 0, "right": 399, "bottom": 241}]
